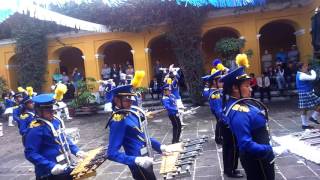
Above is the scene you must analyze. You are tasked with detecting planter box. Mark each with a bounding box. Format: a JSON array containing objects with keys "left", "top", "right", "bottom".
[{"left": 74, "top": 105, "right": 98, "bottom": 116}]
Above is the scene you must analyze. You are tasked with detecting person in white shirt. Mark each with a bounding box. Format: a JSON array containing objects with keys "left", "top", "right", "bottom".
[
  {"left": 257, "top": 72, "right": 271, "bottom": 102},
  {"left": 261, "top": 50, "right": 273, "bottom": 72}
]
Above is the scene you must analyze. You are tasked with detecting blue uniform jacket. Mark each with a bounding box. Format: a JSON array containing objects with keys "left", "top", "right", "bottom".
[
  {"left": 223, "top": 98, "right": 273, "bottom": 160},
  {"left": 162, "top": 94, "right": 178, "bottom": 116},
  {"left": 18, "top": 111, "right": 35, "bottom": 136},
  {"left": 105, "top": 84, "right": 114, "bottom": 103},
  {"left": 209, "top": 89, "right": 223, "bottom": 121},
  {"left": 171, "top": 75, "right": 181, "bottom": 100},
  {"left": 13, "top": 105, "right": 22, "bottom": 122},
  {"left": 24, "top": 118, "right": 79, "bottom": 177},
  {"left": 202, "top": 87, "right": 211, "bottom": 100},
  {"left": 4, "top": 99, "right": 15, "bottom": 108},
  {"left": 107, "top": 112, "right": 162, "bottom": 167}
]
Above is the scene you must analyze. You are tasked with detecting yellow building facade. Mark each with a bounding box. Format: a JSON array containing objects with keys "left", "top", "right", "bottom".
[{"left": 0, "top": 0, "right": 319, "bottom": 92}]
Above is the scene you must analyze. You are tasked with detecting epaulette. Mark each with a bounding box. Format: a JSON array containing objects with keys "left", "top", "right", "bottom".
[
  {"left": 211, "top": 93, "right": 220, "bottom": 100},
  {"left": 232, "top": 104, "right": 249, "bottom": 112},
  {"left": 13, "top": 106, "right": 19, "bottom": 109},
  {"left": 29, "top": 120, "right": 42, "bottom": 128},
  {"left": 112, "top": 113, "right": 124, "bottom": 122},
  {"left": 20, "top": 114, "right": 29, "bottom": 120}
]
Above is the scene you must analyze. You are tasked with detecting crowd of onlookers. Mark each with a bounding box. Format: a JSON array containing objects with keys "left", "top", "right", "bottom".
[
  {"left": 100, "top": 61, "right": 135, "bottom": 85},
  {"left": 250, "top": 45, "right": 300, "bottom": 102}
]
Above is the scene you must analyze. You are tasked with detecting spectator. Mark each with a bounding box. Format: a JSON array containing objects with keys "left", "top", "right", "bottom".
[
  {"left": 288, "top": 45, "right": 300, "bottom": 63},
  {"left": 250, "top": 73, "right": 258, "bottom": 98},
  {"left": 111, "top": 64, "right": 119, "bottom": 86},
  {"left": 101, "top": 63, "right": 111, "bottom": 80},
  {"left": 285, "top": 62, "right": 295, "bottom": 89},
  {"left": 125, "top": 64, "right": 134, "bottom": 84},
  {"left": 119, "top": 64, "right": 127, "bottom": 85},
  {"left": 98, "top": 81, "right": 105, "bottom": 100},
  {"left": 154, "top": 59, "right": 163, "bottom": 84},
  {"left": 261, "top": 50, "right": 273, "bottom": 73},
  {"left": 257, "top": 72, "right": 271, "bottom": 102},
  {"left": 125, "top": 60, "right": 132, "bottom": 70},
  {"left": 267, "top": 67, "right": 276, "bottom": 89},
  {"left": 275, "top": 64, "right": 286, "bottom": 95},
  {"left": 149, "top": 76, "right": 161, "bottom": 99},
  {"left": 64, "top": 81, "right": 75, "bottom": 100},
  {"left": 276, "top": 48, "right": 288, "bottom": 65},
  {"left": 62, "top": 72, "right": 69, "bottom": 84},
  {"left": 52, "top": 69, "right": 63, "bottom": 84},
  {"left": 72, "top": 68, "right": 83, "bottom": 90}
]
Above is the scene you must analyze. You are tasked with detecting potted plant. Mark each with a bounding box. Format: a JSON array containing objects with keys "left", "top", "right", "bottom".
[
  {"left": 135, "top": 87, "right": 148, "bottom": 100},
  {"left": 215, "top": 37, "right": 245, "bottom": 68},
  {"left": 69, "top": 77, "right": 98, "bottom": 115}
]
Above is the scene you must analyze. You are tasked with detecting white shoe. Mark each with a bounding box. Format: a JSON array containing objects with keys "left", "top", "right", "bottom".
[
  {"left": 67, "top": 117, "right": 73, "bottom": 120},
  {"left": 8, "top": 124, "right": 14, "bottom": 127},
  {"left": 181, "top": 122, "right": 188, "bottom": 126}
]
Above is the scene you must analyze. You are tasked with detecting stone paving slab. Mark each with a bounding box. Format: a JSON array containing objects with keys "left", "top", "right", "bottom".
[{"left": 0, "top": 97, "right": 319, "bottom": 180}]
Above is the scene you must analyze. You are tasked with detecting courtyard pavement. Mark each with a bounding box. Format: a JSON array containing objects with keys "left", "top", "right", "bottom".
[{"left": 0, "top": 96, "right": 319, "bottom": 180}]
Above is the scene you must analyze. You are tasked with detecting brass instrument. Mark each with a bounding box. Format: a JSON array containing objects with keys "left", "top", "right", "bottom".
[{"left": 71, "top": 147, "right": 107, "bottom": 180}]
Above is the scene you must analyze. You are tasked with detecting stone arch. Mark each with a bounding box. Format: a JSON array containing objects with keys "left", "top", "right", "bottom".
[
  {"left": 53, "top": 47, "right": 85, "bottom": 80},
  {"left": 97, "top": 40, "right": 134, "bottom": 69},
  {"left": 8, "top": 55, "right": 19, "bottom": 90},
  {"left": 202, "top": 27, "right": 240, "bottom": 73},
  {"left": 147, "top": 35, "right": 178, "bottom": 78},
  {"left": 259, "top": 19, "right": 299, "bottom": 72}
]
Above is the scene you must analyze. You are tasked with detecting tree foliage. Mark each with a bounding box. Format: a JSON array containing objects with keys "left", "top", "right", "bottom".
[
  {"left": 51, "top": 0, "right": 209, "bottom": 104},
  {"left": 9, "top": 15, "right": 68, "bottom": 91}
]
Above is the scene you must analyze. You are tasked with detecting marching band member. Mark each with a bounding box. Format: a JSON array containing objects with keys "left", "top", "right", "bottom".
[
  {"left": 296, "top": 62, "right": 320, "bottom": 129},
  {"left": 203, "top": 67, "right": 243, "bottom": 178},
  {"left": 24, "top": 94, "right": 86, "bottom": 180},
  {"left": 161, "top": 83, "right": 182, "bottom": 144},
  {"left": 2, "top": 92, "right": 16, "bottom": 127},
  {"left": 106, "top": 84, "right": 171, "bottom": 180},
  {"left": 12, "top": 88, "right": 26, "bottom": 124},
  {"left": 168, "top": 65, "right": 185, "bottom": 109},
  {"left": 220, "top": 54, "right": 285, "bottom": 180},
  {"left": 101, "top": 79, "right": 115, "bottom": 113},
  {"left": 17, "top": 95, "right": 35, "bottom": 137}
]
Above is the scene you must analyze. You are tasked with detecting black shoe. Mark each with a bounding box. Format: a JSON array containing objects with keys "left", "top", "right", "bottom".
[
  {"left": 233, "top": 169, "right": 241, "bottom": 174},
  {"left": 225, "top": 172, "right": 244, "bottom": 178},
  {"left": 302, "top": 125, "right": 314, "bottom": 130},
  {"left": 309, "top": 117, "right": 320, "bottom": 124}
]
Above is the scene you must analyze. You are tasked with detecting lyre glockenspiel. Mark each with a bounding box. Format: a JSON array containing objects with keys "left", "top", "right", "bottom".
[
  {"left": 160, "top": 135, "right": 209, "bottom": 179},
  {"left": 71, "top": 147, "right": 107, "bottom": 180}
]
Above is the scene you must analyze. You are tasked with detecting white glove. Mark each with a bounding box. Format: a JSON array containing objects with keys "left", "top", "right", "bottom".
[
  {"left": 160, "top": 145, "right": 172, "bottom": 153},
  {"left": 76, "top": 151, "right": 88, "bottom": 158},
  {"left": 273, "top": 146, "right": 289, "bottom": 156},
  {"left": 173, "top": 70, "right": 178, "bottom": 76},
  {"left": 161, "top": 144, "right": 183, "bottom": 153},
  {"left": 51, "top": 164, "right": 67, "bottom": 175},
  {"left": 169, "top": 64, "right": 175, "bottom": 72},
  {"left": 135, "top": 157, "right": 154, "bottom": 168}
]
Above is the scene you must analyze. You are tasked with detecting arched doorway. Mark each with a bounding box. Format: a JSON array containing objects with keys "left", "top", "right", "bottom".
[
  {"left": 8, "top": 55, "right": 18, "bottom": 90},
  {"left": 98, "top": 41, "right": 134, "bottom": 70},
  {"left": 259, "top": 20, "right": 297, "bottom": 72},
  {"left": 202, "top": 27, "right": 239, "bottom": 73},
  {"left": 148, "top": 35, "right": 178, "bottom": 77},
  {"left": 55, "top": 47, "right": 85, "bottom": 79}
]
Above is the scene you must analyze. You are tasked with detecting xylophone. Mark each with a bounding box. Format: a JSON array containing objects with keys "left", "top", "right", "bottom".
[
  {"left": 159, "top": 135, "right": 209, "bottom": 179},
  {"left": 71, "top": 147, "right": 107, "bottom": 180}
]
